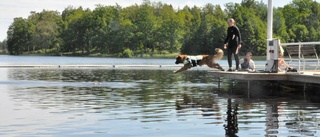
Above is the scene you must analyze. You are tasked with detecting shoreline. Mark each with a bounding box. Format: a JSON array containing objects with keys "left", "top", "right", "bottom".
[{"left": 0, "top": 53, "right": 267, "bottom": 60}]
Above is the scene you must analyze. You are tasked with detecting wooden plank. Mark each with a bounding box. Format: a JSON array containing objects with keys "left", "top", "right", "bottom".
[
  {"left": 286, "top": 46, "right": 300, "bottom": 54},
  {"left": 301, "top": 46, "right": 316, "bottom": 54}
]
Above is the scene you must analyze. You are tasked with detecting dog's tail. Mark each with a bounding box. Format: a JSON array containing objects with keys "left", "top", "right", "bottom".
[{"left": 214, "top": 48, "right": 224, "bottom": 60}]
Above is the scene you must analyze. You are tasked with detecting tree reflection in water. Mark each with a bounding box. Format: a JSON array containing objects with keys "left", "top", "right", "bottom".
[{"left": 4, "top": 69, "right": 320, "bottom": 137}]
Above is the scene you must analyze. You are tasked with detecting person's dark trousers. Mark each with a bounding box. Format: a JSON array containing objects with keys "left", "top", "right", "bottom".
[{"left": 227, "top": 45, "right": 239, "bottom": 70}]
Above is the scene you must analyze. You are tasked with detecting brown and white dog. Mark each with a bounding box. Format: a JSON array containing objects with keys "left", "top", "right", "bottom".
[{"left": 174, "top": 48, "right": 224, "bottom": 73}]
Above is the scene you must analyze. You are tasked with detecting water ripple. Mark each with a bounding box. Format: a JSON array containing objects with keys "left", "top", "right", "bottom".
[{"left": 1, "top": 69, "right": 320, "bottom": 137}]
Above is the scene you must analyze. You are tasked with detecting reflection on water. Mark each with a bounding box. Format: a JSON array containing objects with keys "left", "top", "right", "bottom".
[
  {"left": 0, "top": 68, "right": 320, "bottom": 136},
  {"left": 225, "top": 98, "right": 239, "bottom": 136}
]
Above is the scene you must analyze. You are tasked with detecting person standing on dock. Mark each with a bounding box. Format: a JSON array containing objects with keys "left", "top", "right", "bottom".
[
  {"left": 224, "top": 18, "right": 242, "bottom": 71},
  {"left": 240, "top": 52, "right": 255, "bottom": 72}
]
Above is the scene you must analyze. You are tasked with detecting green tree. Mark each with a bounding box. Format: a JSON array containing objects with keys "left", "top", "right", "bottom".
[
  {"left": 137, "top": 1, "right": 157, "bottom": 55},
  {"left": 7, "top": 18, "right": 32, "bottom": 55},
  {"left": 241, "top": 0, "right": 267, "bottom": 21},
  {"left": 281, "top": 0, "right": 320, "bottom": 42},
  {"left": 0, "top": 39, "right": 7, "bottom": 53},
  {"left": 5, "top": 0, "right": 320, "bottom": 57},
  {"left": 180, "top": 6, "right": 202, "bottom": 54},
  {"left": 207, "top": 5, "right": 227, "bottom": 54},
  {"left": 60, "top": 7, "right": 86, "bottom": 54},
  {"left": 154, "top": 3, "right": 182, "bottom": 53},
  {"left": 181, "top": 4, "right": 227, "bottom": 54},
  {"left": 29, "top": 10, "right": 62, "bottom": 54},
  {"left": 289, "top": 24, "right": 309, "bottom": 42},
  {"left": 92, "top": 5, "right": 120, "bottom": 54},
  {"left": 273, "top": 9, "right": 289, "bottom": 42}
]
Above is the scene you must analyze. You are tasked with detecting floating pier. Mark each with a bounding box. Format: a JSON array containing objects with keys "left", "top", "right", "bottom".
[
  {"left": 208, "top": 71, "right": 320, "bottom": 84},
  {"left": 208, "top": 70, "right": 320, "bottom": 98}
]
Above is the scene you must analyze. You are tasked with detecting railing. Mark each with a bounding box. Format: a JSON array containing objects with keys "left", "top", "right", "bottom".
[{"left": 280, "top": 42, "right": 320, "bottom": 71}]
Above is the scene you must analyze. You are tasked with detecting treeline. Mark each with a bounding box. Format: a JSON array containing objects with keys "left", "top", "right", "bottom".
[
  {"left": 4, "top": 0, "right": 320, "bottom": 56},
  {"left": 0, "top": 40, "right": 6, "bottom": 54}
]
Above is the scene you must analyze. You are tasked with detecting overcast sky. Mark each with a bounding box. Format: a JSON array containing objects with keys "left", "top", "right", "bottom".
[{"left": 0, "top": 0, "right": 311, "bottom": 40}]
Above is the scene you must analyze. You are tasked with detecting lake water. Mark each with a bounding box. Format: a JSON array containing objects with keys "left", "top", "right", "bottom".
[
  {"left": 0, "top": 55, "right": 320, "bottom": 137},
  {"left": 0, "top": 55, "right": 267, "bottom": 66}
]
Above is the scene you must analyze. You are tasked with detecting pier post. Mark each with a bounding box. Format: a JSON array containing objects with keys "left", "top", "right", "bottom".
[
  {"left": 303, "top": 83, "right": 307, "bottom": 100},
  {"left": 218, "top": 77, "right": 221, "bottom": 91},
  {"left": 229, "top": 80, "right": 234, "bottom": 94},
  {"left": 247, "top": 80, "right": 251, "bottom": 98}
]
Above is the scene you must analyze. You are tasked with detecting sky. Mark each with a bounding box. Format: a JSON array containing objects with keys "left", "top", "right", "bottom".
[{"left": 0, "top": 0, "right": 311, "bottom": 41}]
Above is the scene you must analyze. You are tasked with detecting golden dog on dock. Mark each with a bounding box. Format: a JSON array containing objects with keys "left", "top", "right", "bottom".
[{"left": 174, "top": 48, "right": 224, "bottom": 73}]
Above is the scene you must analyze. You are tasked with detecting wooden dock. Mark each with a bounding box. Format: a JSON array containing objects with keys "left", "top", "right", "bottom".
[
  {"left": 208, "top": 71, "right": 320, "bottom": 84},
  {"left": 208, "top": 70, "right": 320, "bottom": 97}
]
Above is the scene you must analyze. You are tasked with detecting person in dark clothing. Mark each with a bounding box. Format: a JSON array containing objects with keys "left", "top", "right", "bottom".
[{"left": 224, "top": 18, "right": 242, "bottom": 71}]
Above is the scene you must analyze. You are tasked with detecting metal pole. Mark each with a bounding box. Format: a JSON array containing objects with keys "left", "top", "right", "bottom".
[
  {"left": 299, "top": 45, "right": 301, "bottom": 71},
  {"left": 267, "top": 0, "right": 273, "bottom": 60},
  {"left": 267, "top": 0, "right": 273, "bottom": 40}
]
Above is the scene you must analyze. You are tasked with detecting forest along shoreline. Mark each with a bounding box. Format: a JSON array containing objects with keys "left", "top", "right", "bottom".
[{"left": 1, "top": 0, "right": 319, "bottom": 58}]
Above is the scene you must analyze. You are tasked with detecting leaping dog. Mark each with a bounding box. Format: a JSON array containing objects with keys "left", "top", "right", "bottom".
[{"left": 174, "top": 48, "right": 224, "bottom": 73}]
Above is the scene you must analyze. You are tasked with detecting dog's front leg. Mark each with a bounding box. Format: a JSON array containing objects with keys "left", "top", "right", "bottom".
[
  {"left": 174, "top": 65, "right": 189, "bottom": 73},
  {"left": 214, "top": 63, "right": 224, "bottom": 71}
]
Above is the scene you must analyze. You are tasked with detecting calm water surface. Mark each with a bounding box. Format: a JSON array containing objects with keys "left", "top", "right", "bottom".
[
  {"left": 0, "top": 55, "right": 267, "bottom": 68},
  {"left": 0, "top": 67, "right": 320, "bottom": 137}
]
